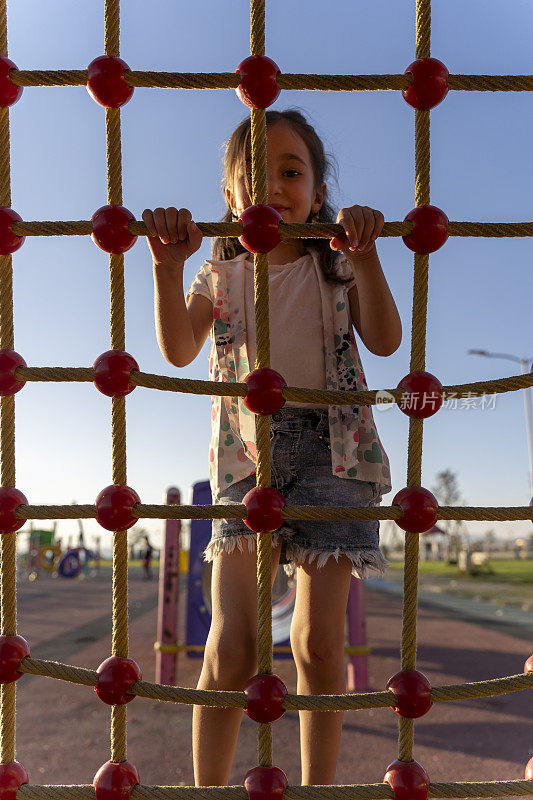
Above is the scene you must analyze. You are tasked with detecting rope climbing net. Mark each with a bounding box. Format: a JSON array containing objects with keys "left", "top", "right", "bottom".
[{"left": 0, "top": 0, "right": 531, "bottom": 798}]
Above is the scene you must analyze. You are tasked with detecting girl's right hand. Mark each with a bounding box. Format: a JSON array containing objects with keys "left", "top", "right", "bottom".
[{"left": 142, "top": 207, "right": 203, "bottom": 267}]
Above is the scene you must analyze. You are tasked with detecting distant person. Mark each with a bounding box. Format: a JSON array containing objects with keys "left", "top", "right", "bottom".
[{"left": 142, "top": 536, "right": 154, "bottom": 580}]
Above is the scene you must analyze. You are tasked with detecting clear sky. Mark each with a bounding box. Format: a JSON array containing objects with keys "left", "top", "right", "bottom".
[{"left": 5, "top": 0, "right": 533, "bottom": 555}]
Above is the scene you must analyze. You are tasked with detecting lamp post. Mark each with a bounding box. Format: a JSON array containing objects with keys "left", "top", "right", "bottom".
[{"left": 467, "top": 349, "right": 533, "bottom": 499}]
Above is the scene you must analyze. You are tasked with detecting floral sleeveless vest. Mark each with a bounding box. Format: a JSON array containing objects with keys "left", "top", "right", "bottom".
[{"left": 202, "top": 249, "right": 392, "bottom": 501}]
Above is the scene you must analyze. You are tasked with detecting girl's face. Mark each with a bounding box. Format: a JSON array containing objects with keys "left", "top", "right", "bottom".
[{"left": 225, "top": 121, "right": 326, "bottom": 262}]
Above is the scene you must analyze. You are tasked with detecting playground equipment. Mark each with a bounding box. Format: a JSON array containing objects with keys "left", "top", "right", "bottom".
[
  {"left": 155, "top": 482, "right": 372, "bottom": 691},
  {"left": 25, "top": 518, "right": 95, "bottom": 580},
  {"left": 0, "top": 0, "right": 531, "bottom": 798}
]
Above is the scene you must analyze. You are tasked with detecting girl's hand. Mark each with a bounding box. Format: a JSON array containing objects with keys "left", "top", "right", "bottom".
[
  {"left": 142, "top": 207, "right": 203, "bottom": 267},
  {"left": 330, "top": 205, "right": 385, "bottom": 256}
]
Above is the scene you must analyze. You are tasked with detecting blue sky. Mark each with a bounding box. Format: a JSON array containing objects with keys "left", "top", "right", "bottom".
[{"left": 5, "top": 0, "right": 533, "bottom": 553}]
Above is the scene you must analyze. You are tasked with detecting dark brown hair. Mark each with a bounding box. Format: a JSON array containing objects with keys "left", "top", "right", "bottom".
[{"left": 212, "top": 108, "right": 351, "bottom": 285}]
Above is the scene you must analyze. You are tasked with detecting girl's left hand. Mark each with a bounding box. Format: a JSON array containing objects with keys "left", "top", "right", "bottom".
[{"left": 330, "top": 205, "right": 385, "bottom": 255}]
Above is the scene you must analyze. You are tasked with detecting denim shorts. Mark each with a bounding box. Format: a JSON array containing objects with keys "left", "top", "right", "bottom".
[{"left": 205, "top": 407, "right": 388, "bottom": 580}]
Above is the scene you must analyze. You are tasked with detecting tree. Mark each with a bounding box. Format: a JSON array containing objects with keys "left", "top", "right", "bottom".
[{"left": 431, "top": 469, "right": 468, "bottom": 562}]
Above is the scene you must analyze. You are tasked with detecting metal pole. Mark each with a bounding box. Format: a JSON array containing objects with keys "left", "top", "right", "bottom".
[{"left": 520, "top": 359, "right": 533, "bottom": 497}]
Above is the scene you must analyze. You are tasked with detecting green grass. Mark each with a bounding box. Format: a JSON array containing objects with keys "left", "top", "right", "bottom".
[{"left": 388, "top": 557, "right": 533, "bottom": 584}]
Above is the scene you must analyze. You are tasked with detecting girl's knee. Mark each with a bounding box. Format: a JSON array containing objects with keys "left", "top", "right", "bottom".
[
  {"left": 290, "top": 626, "right": 344, "bottom": 673},
  {"left": 204, "top": 630, "right": 258, "bottom": 684}
]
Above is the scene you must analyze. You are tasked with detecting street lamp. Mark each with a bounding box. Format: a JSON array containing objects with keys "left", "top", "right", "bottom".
[{"left": 467, "top": 349, "right": 533, "bottom": 498}]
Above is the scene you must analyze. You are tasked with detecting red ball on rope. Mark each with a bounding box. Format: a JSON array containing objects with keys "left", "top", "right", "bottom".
[
  {"left": 93, "top": 760, "right": 139, "bottom": 800},
  {"left": 387, "top": 669, "right": 433, "bottom": 718},
  {"left": 95, "top": 485, "right": 141, "bottom": 531},
  {"left": 239, "top": 205, "right": 282, "bottom": 254},
  {"left": 0, "top": 761, "right": 29, "bottom": 800},
  {"left": 93, "top": 351, "right": 139, "bottom": 397},
  {"left": 0, "top": 636, "right": 30, "bottom": 684},
  {"left": 91, "top": 205, "right": 137, "bottom": 255},
  {"left": 95, "top": 656, "right": 141, "bottom": 705},
  {"left": 0, "top": 58, "right": 22, "bottom": 108},
  {"left": 244, "top": 368, "right": 286, "bottom": 415},
  {"left": 87, "top": 56, "right": 134, "bottom": 108},
  {"left": 0, "top": 208, "right": 24, "bottom": 255},
  {"left": 0, "top": 351, "right": 26, "bottom": 396},
  {"left": 403, "top": 57, "right": 448, "bottom": 110},
  {"left": 402, "top": 205, "right": 448, "bottom": 254},
  {"left": 244, "top": 674, "right": 287, "bottom": 723},
  {"left": 383, "top": 758, "right": 430, "bottom": 800},
  {"left": 0, "top": 488, "right": 28, "bottom": 533},
  {"left": 236, "top": 55, "right": 281, "bottom": 109},
  {"left": 396, "top": 371, "right": 443, "bottom": 418},
  {"left": 243, "top": 486, "right": 285, "bottom": 533},
  {"left": 244, "top": 766, "right": 288, "bottom": 800},
  {"left": 391, "top": 486, "right": 438, "bottom": 534}
]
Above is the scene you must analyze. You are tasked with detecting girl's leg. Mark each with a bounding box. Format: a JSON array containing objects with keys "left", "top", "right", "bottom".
[
  {"left": 192, "top": 538, "right": 283, "bottom": 786},
  {"left": 290, "top": 555, "right": 353, "bottom": 785}
]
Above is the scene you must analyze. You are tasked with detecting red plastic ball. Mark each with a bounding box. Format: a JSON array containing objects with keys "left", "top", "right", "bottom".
[
  {"left": 0, "top": 351, "right": 26, "bottom": 396},
  {"left": 95, "top": 485, "right": 140, "bottom": 531},
  {"left": 402, "top": 205, "right": 448, "bottom": 255},
  {"left": 0, "top": 762, "right": 29, "bottom": 800},
  {"left": 244, "top": 674, "right": 287, "bottom": 723},
  {"left": 0, "top": 488, "right": 28, "bottom": 533},
  {"left": 244, "top": 766, "right": 288, "bottom": 800},
  {"left": 0, "top": 636, "right": 30, "bottom": 684},
  {"left": 396, "top": 371, "right": 443, "bottom": 418},
  {"left": 242, "top": 487, "right": 285, "bottom": 533},
  {"left": 239, "top": 205, "right": 282, "bottom": 254},
  {"left": 0, "top": 208, "right": 24, "bottom": 255},
  {"left": 383, "top": 758, "right": 429, "bottom": 800},
  {"left": 93, "top": 351, "right": 139, "bottom": 397},
  {"left": 391, "top": 486, "right": 438, "bottom": 534},
  {"left": 0, "top": 58, "right": 23, "bottom": 108},
  {"left": 236, "top": 56, "right": 281, "bottom": 109},
  {"left": 244, "top": 369, "right": 287, "bottom": 415},
  {"left": 95, "top": 656, "right": 141, "bottom": 705},
  {"left": 524, "top": 655, "right": 533, "bottom": 673},
  {"left": 403, "top": 58, "right": 449, "bottom": 110},
  {"left": 94, "top": 760, "right": 139, "bottom": 800},
  {"left": 87, "top": 56, "right": 134, "bottom": 108},
  {"left": 387, "top": 670, "right": 433, "bottom": 718},
  {"left": 91, "top": 205, "right": 137, "bottom": 255}
]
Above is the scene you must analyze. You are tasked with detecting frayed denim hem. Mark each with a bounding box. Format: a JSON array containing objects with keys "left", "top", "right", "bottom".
[
  {"left": 282, "top": 545, "right": 388, "bottom": 581},
  {"left": 203, "top": 534, "right": 388, "bottom": 582},
  {"left": 203, "top": 532, "right": 282, "bottom": 562}
]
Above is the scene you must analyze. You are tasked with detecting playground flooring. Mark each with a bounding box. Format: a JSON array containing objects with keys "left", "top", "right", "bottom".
[{"left": 13, "top": 568, "right": 532, "bottom": 788}]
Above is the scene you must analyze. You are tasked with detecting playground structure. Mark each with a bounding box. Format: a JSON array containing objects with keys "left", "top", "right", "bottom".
[
  {"left": 0, "top": 0, "right": 531, "bottom": 799},
  {"left": 155, "top": 483, "right": 372, "bottom": 692},
  {"left": 23, "top": 521, "right": 98, "bottom": 580}
]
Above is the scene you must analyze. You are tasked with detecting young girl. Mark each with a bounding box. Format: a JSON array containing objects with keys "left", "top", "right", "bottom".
[{"left": 143, "top": 109, "right": 401, "bottom": 787}]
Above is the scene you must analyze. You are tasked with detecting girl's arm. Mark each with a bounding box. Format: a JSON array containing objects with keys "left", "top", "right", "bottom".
[
  {"left": 346, "top": 245, "right": 402, "bottom": 357},
  {"left": 144, "top": 207, "right": 213, "bottom": 368},
  {"left": 331, "top": 205, "right": 402, "bottom": 357},
  {"left": 153, "top": 263, "right": 213, "bottom": 367}
]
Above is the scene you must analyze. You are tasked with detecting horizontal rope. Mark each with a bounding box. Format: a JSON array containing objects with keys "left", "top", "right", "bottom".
[
  {"left": 16, "top": 781, "right": 533, "bottom": 800},
  {"left": 15, "top": 783, "right": 533, "bottom": 800},
  {"left": 17, "top": 657, "right": 533, "bottom": 709},
  {"left": 10, "top": 220, "right": 533, "bottom": 240},
  {"left": 10, "top": 69, "right": 533, "bottom": 93},
  {"left": 12, "top": 368, "right": 533, "bottom": 408},
  {"left": 12, "top": 503, "right": 533, "bottom": 522}
]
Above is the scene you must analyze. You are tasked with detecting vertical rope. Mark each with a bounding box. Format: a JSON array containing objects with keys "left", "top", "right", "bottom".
[
  {"left": 0, "top": 0, "right": 16, "bottom": 764},
  {"left": 104, "top": 0, "right": 128, "bottom": 766},
  {"left": 249, "top": 0, "right": 272, "bottom": 770},
  {"left": 398, "top": 0, "right": 432, "bottom": 765}
]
